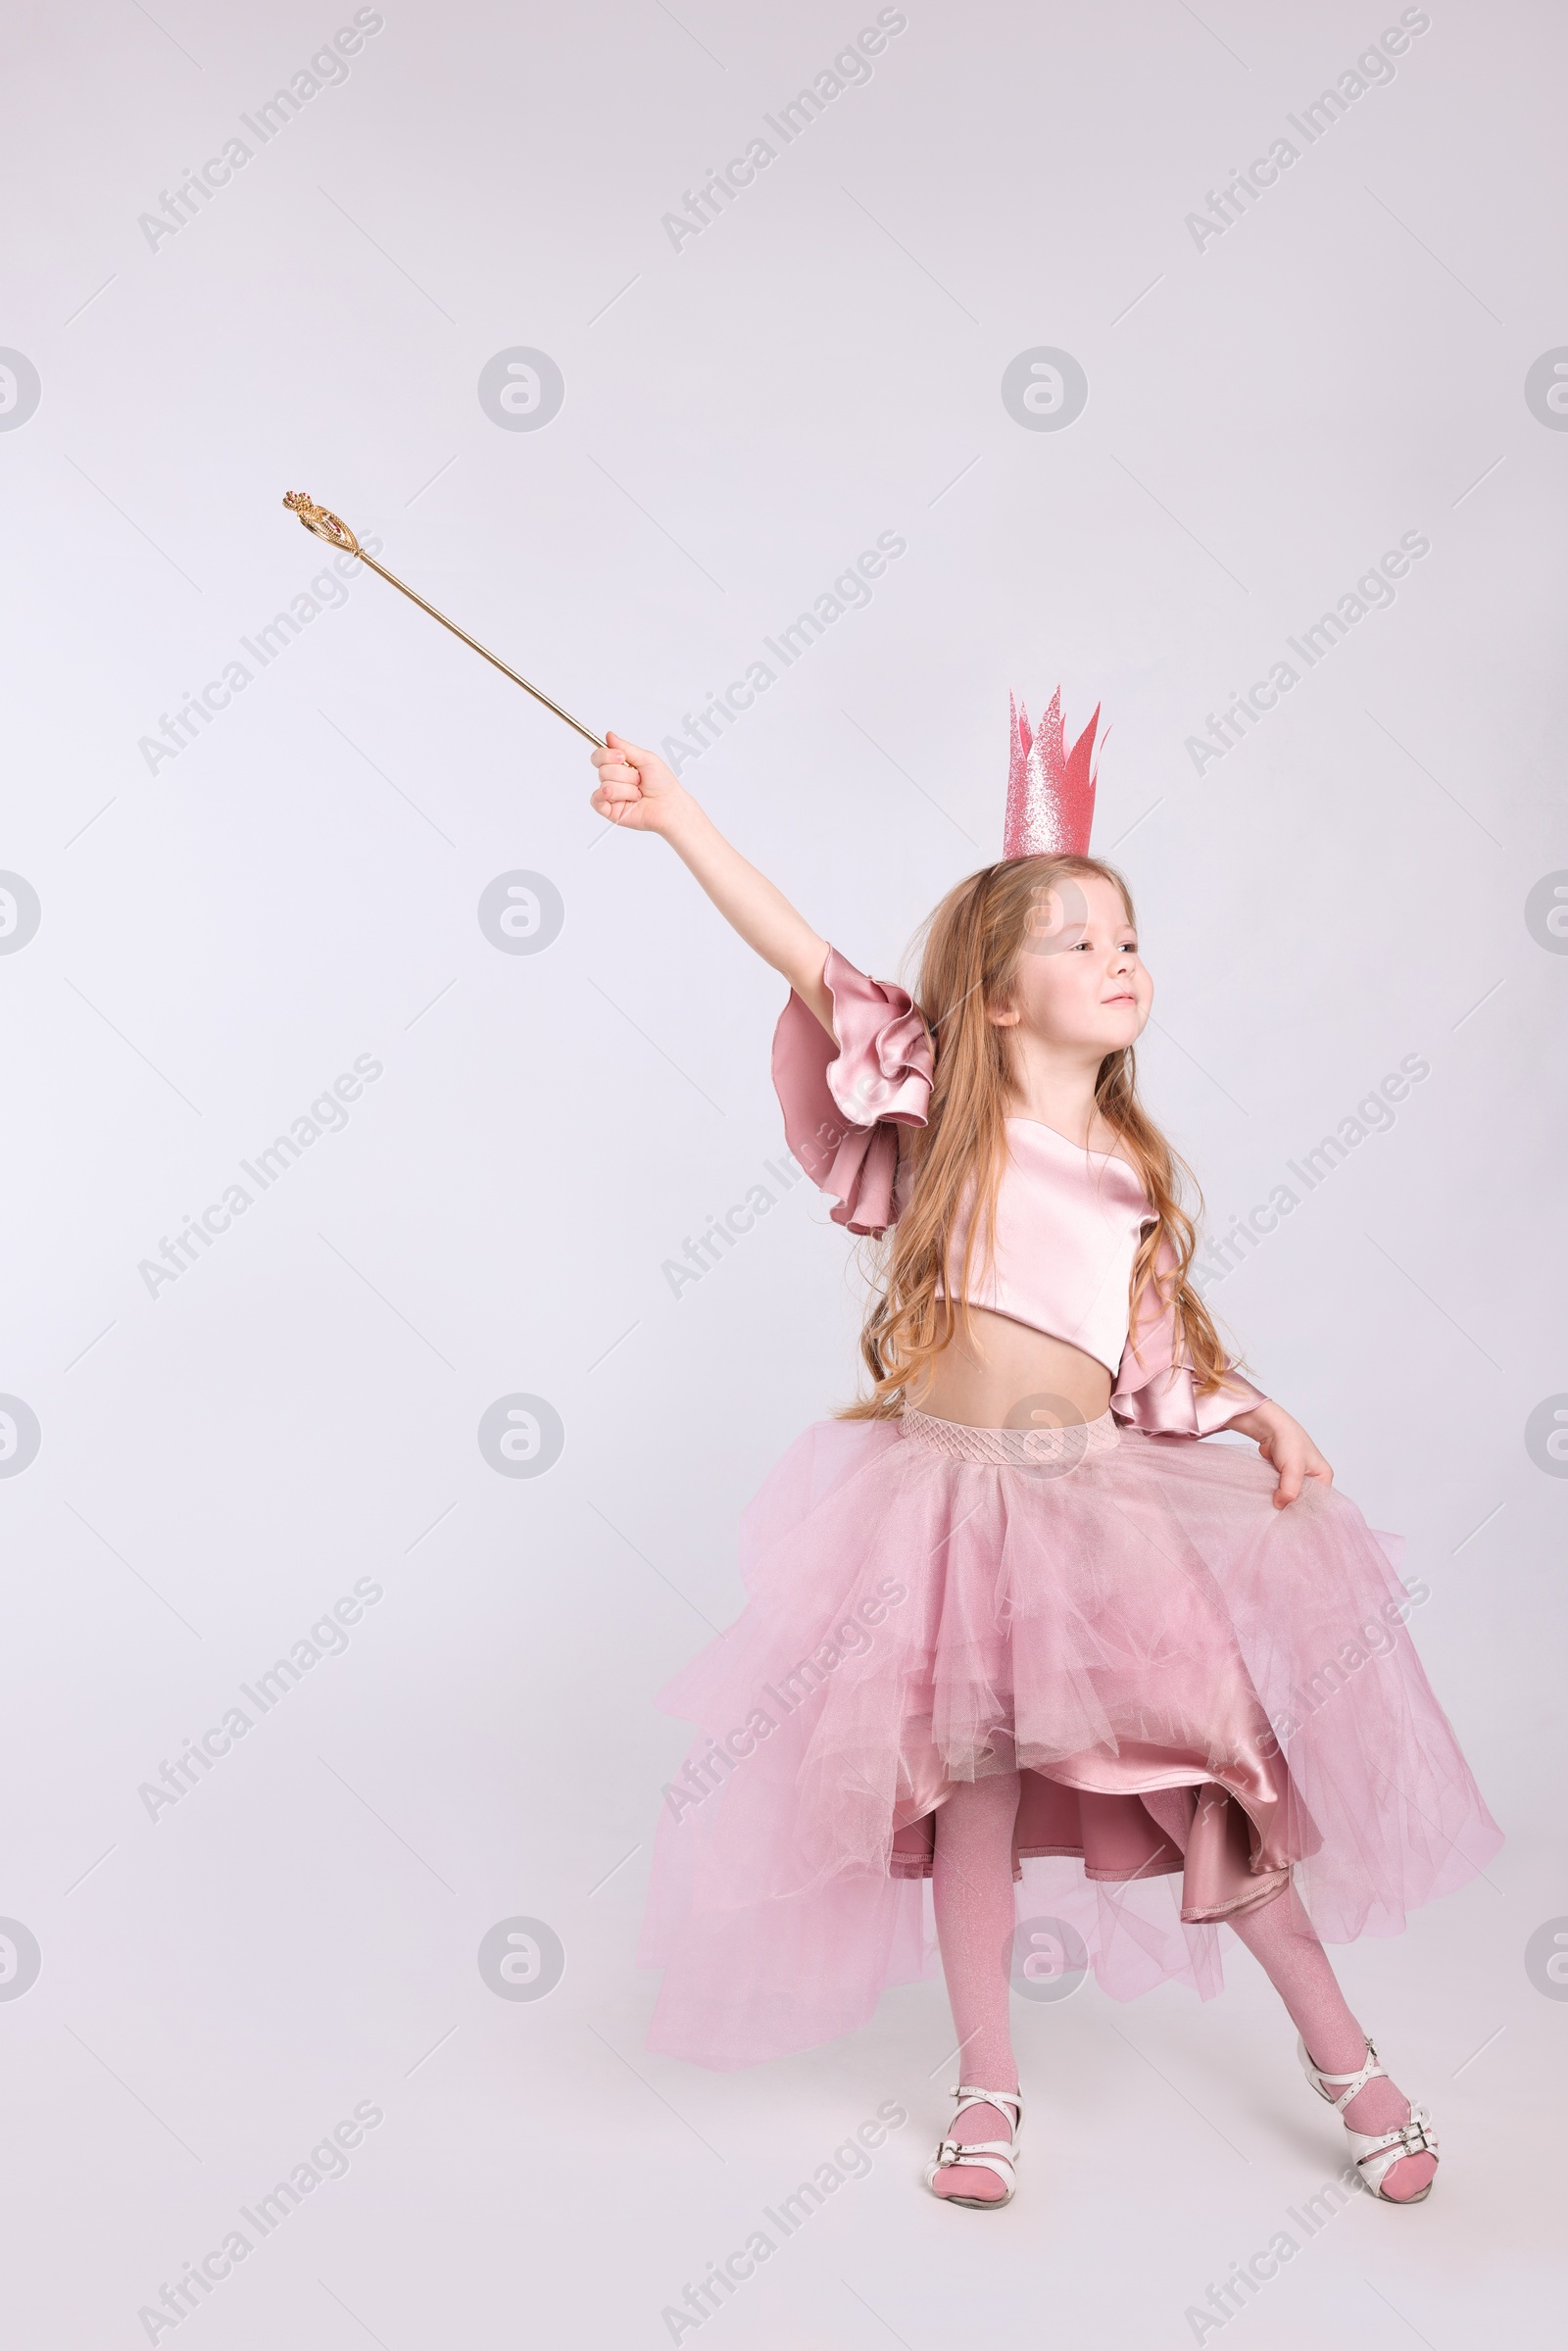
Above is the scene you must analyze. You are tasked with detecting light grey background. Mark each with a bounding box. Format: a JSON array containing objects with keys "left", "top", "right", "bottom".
[{"left": 2, "top": 2, "right": 1564, "bottom": 2344}]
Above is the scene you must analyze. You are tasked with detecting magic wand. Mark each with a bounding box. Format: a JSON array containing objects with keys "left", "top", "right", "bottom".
[{"left": 281, "top": 491, "right": 605, "bottom": 749}]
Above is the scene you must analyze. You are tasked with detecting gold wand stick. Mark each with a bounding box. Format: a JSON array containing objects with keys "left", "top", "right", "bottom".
[{"left": 282, "top": 491, "right": 606, "bottom": 749}]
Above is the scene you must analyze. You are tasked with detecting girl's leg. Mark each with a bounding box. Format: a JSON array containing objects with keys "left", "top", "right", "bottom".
[
  {"left": 930, "top": 1769, "right": 1023, "bottom": 2203},
  {"left": 1145, "top": 1793, "right": 1435, "bottom": 2200},
  {"left": 1226, "top": 1884, "right": 1436, "bottom": 2200}
]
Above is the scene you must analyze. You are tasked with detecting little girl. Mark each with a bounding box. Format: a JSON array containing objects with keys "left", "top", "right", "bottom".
[{"left": 590, "top": 695, "right": 1500, "bottom": 2210}]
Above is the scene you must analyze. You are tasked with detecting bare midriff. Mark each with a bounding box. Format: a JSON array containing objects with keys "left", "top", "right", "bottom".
[{"left": 908, "top": 1303, "right": 1113, "bottom": 1431}]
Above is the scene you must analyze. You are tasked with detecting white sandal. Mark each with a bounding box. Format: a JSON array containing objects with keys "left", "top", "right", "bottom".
[
  {"left": 1298, "top": 2034, "right": 1438, "bottom": 2203},
  {"left": 923, "top": 2083, "right": 1023, "bottom": 2208}
]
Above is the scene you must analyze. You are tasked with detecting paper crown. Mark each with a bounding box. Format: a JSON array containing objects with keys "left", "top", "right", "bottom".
[{"left": 1003, "top": 688, "right": 1101, "bottom": 859}]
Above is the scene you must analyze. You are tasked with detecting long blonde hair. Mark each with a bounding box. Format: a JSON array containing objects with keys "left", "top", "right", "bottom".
[{"left": 838, "top": 854, "right": 1244, "bottom": 1420}]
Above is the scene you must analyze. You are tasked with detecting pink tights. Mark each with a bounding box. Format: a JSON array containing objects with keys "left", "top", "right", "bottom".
[
  {"left": 930, "top": 1772, "right": 1435, "bottom": 2203},
  {"left": 930, "top": 1773, "right": 1025, "bottom": 2200}
]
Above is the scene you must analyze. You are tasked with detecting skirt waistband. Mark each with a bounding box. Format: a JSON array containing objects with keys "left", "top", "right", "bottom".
[{"left": 899, "top": 1406, "right": 1120, "bottom": 1469}]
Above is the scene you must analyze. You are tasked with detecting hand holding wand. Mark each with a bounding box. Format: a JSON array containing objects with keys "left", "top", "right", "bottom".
[{"left": 281, "top": 491, "right": 606, "bottom": 749}]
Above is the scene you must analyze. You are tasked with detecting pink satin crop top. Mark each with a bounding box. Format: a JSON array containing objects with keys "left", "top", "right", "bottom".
[{"left": 771, "top": 947, "right": 1267, "bottom": 1439}]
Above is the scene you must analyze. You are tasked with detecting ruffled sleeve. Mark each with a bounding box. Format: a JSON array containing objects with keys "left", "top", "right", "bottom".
[
  {"left": 771, "top": 946, "right": 933, "bottom": 1236},
  {"left": 1111, "top": 1231, "right": 1268, "bottom": 1438}
]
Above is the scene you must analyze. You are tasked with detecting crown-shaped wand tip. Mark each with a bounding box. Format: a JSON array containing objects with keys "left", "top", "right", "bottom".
[{"left": 281, "top": 491, "right": 361, "bottom": 557}]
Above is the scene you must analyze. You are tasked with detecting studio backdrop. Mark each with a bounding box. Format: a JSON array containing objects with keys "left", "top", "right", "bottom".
[{"left": 1, "top": 2, "right": 1563, "bottom": 2345}]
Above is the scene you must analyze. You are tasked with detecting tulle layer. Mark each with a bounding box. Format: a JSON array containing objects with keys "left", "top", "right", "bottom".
[{"left": 638, "top": 1413, "right": 1501, "bottom": 2070}]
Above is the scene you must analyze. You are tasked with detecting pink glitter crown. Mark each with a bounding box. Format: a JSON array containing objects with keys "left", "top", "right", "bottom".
[{"left": 1003, "top": 688, "right": 1101, "bottom": 859}]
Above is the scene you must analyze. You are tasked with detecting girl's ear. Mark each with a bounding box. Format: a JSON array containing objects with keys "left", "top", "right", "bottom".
[{"left": 987, "top": 997, "right": 1021, "bottom": 1029}]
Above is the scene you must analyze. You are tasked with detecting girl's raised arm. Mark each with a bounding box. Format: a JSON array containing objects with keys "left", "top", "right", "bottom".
[{"left": 590, "top": 731, "right": 834, "bottom": 1036}]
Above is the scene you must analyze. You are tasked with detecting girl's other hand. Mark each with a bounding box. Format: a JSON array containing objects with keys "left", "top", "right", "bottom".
[
  {"left": 589, "top": 732, "right": 687, "bottom": 835},
  {"left": 1229, "top": 1403, "right": 1334, "bottom": 1509}
]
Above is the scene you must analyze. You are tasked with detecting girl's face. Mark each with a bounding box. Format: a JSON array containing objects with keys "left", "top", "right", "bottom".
[{"left": 992, "top": 871, "right": 1152, "bottom": 1056}]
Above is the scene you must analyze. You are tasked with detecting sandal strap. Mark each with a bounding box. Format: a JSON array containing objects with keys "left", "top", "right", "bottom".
[
  {"left": 951, "top": 2083, "right": 1023, "bottom": 2126},
  {"left": 924, "top": 2084, "right": 1023, "bottom": 2200},
  {"left": 1348, "top": 2107, "right": 1439, "bottom": 2180},
  {"left": 1298, "top": 2033, "right": 1387, "bottom": 2113},
  {"left": 926, "top": 2137, "right": 1018, "bottom": 2194}
]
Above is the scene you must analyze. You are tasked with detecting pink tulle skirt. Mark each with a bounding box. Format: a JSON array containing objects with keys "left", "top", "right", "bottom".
[{"left": 638, "top": 1409, "right": 1501, "bottom": 2070}]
